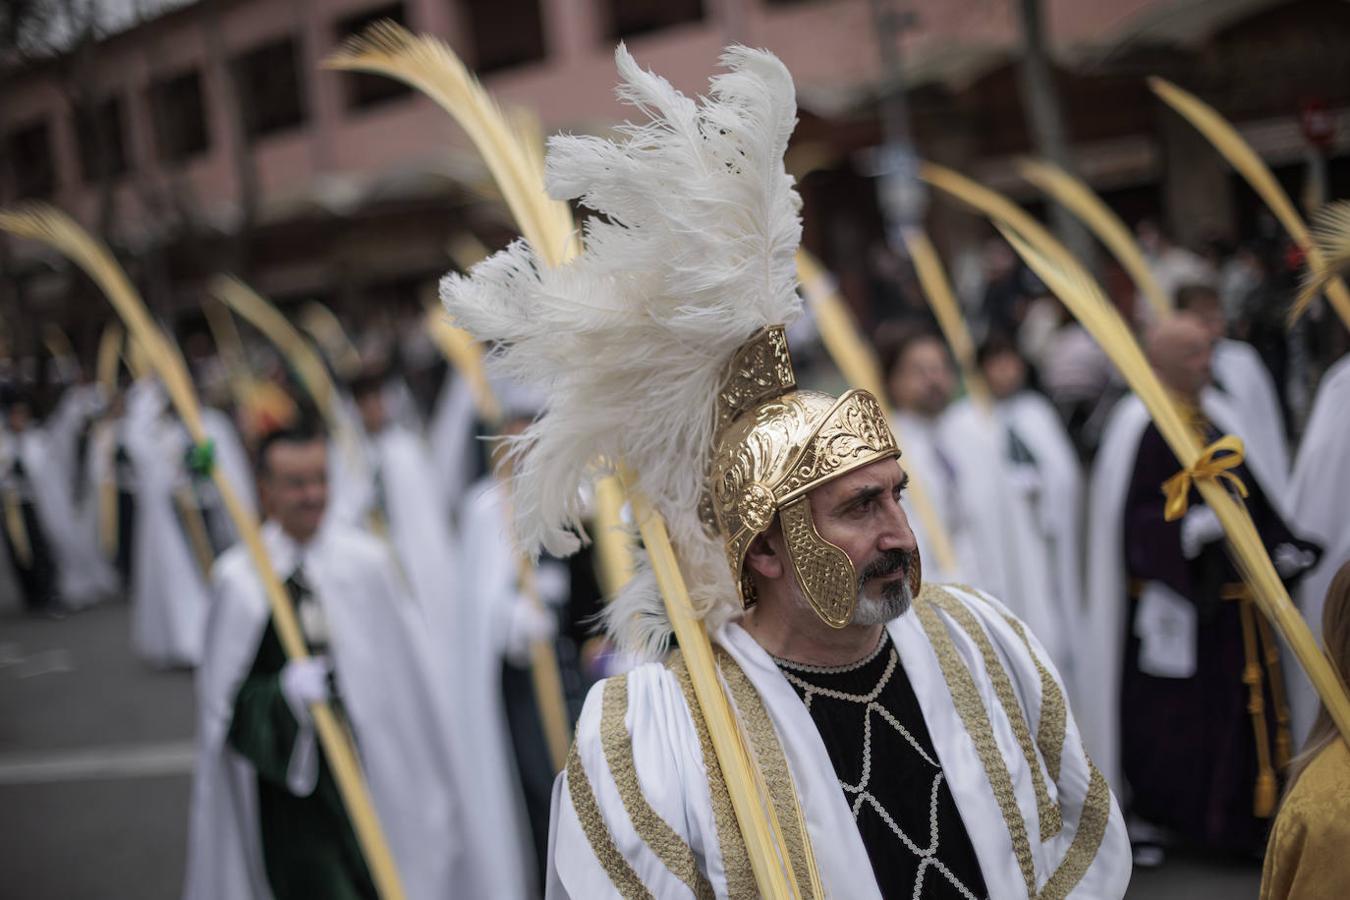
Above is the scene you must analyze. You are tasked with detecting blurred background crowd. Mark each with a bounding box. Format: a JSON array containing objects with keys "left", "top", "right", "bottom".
[{"left": 3, "top": 1, "right": 1350, "bottom": 898}]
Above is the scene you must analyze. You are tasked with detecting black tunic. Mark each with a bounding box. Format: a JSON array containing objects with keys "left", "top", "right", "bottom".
[{"left": 775, "top": 632, "right": 988, "bottom": 899}]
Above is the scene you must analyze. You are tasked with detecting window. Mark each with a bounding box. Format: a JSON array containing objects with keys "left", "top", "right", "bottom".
[
  {"left": 462, "top": 0, "right": 546, "bottom": 74},
  {"left": 606, "top": 0, "right": 703, "bottom": 40},
  {"left": 73, "top": 96, "right": 130, "bottom": 183},
  {"left": 231, "top": 37, "right": 307, "bottom": 139},
  {"left": 149, "top": 69, "right": 210, "bottom": 162},
  {"left": 336, "top": 3, "right": 412, "bottom": 109},
  {"left": 6, "top": 120, "right": 57, "bottom": 199}
]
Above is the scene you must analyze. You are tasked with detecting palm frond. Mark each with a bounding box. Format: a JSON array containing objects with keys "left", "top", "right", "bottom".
[
  {"left": 1016, "top": 157, "right": 1171, "bottom": 319},
  {"left": 1292, "top": 201, "right": 1350, "bottom": 323},
  {"left": 208, "top": 275, "right": 345, "bottom": 440},
  {"left": 899, "top": 230, "right": 990, "bottom": 405},
  {"left": 96, "top": 322, "right": 124, "bottom": 397},
  {"left": 1148, "top": 77, "right": 1350, "bottom": 330},
  {"left": 299, "top": 302, "right": 363, "bottom": 380},
  {"left": 325, "top": 21, "right": 576, "bottom": 264}
]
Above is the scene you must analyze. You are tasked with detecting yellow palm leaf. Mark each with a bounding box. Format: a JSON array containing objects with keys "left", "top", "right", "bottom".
[
  {"left": 1293, "top": 201, "right": 1350, "bottom": 320},
  {"left": 96, "top": 323, "right": 124, "bottom": 398},
  {"left": 325, "top": 22, "right": 576, "bottom": 265},
  {"left": 1147, "top": 77, "right": 1350, "bottom": 331},
  {"left": 208, "top": 276, "right": 341, "bottom": 431},
  {"left": 299, "top": 301, "right": 363, "bottom": 380},
  {"left": 1016, "top": 158, "right": 1171, "bottom": 319},
  {"left": 899, "top": 230, "right": 991, "bottom": 406},
  {"left": 423, "top": 308, "right": 500, "bottom": 425}
]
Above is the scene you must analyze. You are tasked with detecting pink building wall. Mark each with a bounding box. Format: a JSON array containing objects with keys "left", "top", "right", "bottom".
[{"left": 1, "top": 0, "right": 1198, "bottom": 254}]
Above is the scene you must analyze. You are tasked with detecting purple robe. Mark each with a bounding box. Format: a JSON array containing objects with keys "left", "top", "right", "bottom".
[{"left": 1120, "top": 419, "right": 1315, "bottom": 853}]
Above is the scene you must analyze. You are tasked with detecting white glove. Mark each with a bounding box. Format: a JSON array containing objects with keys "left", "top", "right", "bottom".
[
  {"left": 1273, "top": 543, "right": 1316, "bottom": 579},
  {"left": 1180, "top": 506, "right": 1224, "bottom": 560},
  {"left": 280, "top": 656, "right": 332, "bottom": 724},
  {"left": 504, "top": 597, "right": 558, "bottom": 666}
]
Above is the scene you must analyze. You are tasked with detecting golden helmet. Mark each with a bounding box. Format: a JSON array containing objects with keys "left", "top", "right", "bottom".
[{"left": 704, "top": 326, "right": 901, "bottom": 628}]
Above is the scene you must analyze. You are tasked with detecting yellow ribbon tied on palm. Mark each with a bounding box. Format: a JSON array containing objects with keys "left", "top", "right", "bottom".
[{"left": 1162, "top": 434, "right": 1249, "bottom": 522}]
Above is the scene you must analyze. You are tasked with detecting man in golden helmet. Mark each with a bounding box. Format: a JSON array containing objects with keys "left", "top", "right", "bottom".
[
  {"left": 707, "top": 325, "right": 917, "bottom": 630},
  {"left": 442, "top": 45, "right": 1130, "bottom": 900}
]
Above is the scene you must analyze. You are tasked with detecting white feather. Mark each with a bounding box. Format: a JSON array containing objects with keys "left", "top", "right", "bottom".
[{"left": 441, "top": 45, "right": 802, "bottom": 657}]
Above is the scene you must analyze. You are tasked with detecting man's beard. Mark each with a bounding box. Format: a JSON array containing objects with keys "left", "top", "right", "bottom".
[{"left": 851, "top": 548, "right": 919, "bottom": 625}]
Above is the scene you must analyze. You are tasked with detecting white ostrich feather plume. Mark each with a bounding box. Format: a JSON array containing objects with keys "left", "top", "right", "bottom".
[{"left": 440, "top": 44, "right": 803, "bottom": 656}]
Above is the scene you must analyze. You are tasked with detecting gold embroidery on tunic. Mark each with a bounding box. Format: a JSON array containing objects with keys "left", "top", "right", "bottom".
[
  {"left": 950, "top": 583, "right": 1069, "bottom": 786},
  {"left": 1036, "top": 763, "right": 1113, "bottom": 900},
  {"left": 668, "top": 654, "right": 757, "bottom": 899},
  {"left": 929, "top": 590, "right": 1064, "bottom": 840},
  {"left": 600, "top": 677, "right": 716, "bottom": 900},
  {"left": 920, "top": 585, "right": 1114, "bottom": 898},
  {"left": 715, "top": 647, "right": 822, "bottom": 898},
  {"left": 915, "top": 586, "right": 1039, "bottom": 896},
  {"left": 565, "top": 741, "right": 653, "bottom": 900},
  {"left": 1003, "top": 614, "right": 1068, "bottom": 785}
]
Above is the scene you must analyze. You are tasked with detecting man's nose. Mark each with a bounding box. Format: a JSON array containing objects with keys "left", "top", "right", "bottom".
[{"left": 878, "top": 498, "right": 918, "bottom": 553}]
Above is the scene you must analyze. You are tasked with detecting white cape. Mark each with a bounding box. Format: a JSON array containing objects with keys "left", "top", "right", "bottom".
[
  {"left": 1286, "top": 354, "right": 1350, "bottom": 741},
  {"left": 6, "top": 425, "right": 118, "bottom": 608},
  {"left": 1212, "top": 339, "right": 1289, "bottom": 503},
  {"left": 427, "top": 372, "right": 479, "bottom": 519},
  {"left": 183, "top": 521, "right": 477, "bottom": 900},
  {"left": 548, "top": 584, "right": 1130, "bottom": 899},
  {"left": 894, "top": 406, "right": 1067, "bottom": 671},
  {"left": 44, "top": 383, "right": 104, "bottom": 500},
  {"left": 454, "top": 478, "right": 546, "bottom": 896},
  {"left": 997, "top": 391, "right": 1086, "bottom": 634},
  {"left": 367, "top": 427, "right": 536, "bottom": 894}
]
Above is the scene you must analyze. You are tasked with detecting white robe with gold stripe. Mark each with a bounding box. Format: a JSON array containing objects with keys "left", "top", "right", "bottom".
[{"left": 547, "top": 584, "right": 1131, "bottom": 899}]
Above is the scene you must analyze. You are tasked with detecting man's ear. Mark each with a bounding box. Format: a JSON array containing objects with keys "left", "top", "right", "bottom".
[{"left": 745, "top": 528, "right": 785, "bottom": 580}]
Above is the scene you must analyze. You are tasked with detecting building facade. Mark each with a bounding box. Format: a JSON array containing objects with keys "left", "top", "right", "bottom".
[{"left": 2, "top": 0, "right": 1347, "bottom": 356}]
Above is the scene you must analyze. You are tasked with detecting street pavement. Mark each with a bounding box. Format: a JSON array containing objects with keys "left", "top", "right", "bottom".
[
  {"left": 1, "top": 600, "right": 194, "bottom": 900},
  {"left": 1, "top": 599, "right": 1263, "bottom": 899}
]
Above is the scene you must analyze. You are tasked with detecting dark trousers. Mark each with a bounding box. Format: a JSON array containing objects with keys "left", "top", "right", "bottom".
[{"left": 5, "top": 502, "right": 58, "bottom": 611}]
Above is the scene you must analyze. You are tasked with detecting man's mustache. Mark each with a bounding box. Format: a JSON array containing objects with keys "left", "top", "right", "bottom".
[{"left": 858, "top": 549, "right": 917, "bottom": 586}]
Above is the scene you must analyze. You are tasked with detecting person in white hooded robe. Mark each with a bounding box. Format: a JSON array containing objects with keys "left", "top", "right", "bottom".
[
  {"left": 1284, "top": 347, "right": 1350, "bottom": 741},
  {"left": 183, "top": 425, "right": 487, "bottom": 899},
  {"left": 970, "top": 333, "right": 1084, "bottom": 683},
  {"left": 457, "top": 391, "right": 611, "bottom": 892},
  {"left": 886, "top": 330, "right": 1068, "bottom": 672},
  {"left": 0, "top": 388, "right": 117, "bottom": 611},
  {"left": 344, "top": 368, "right": 537, "bottom": 894},
  {"left": 124, "top": 378, "right": 254, "bottom": 667}
]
